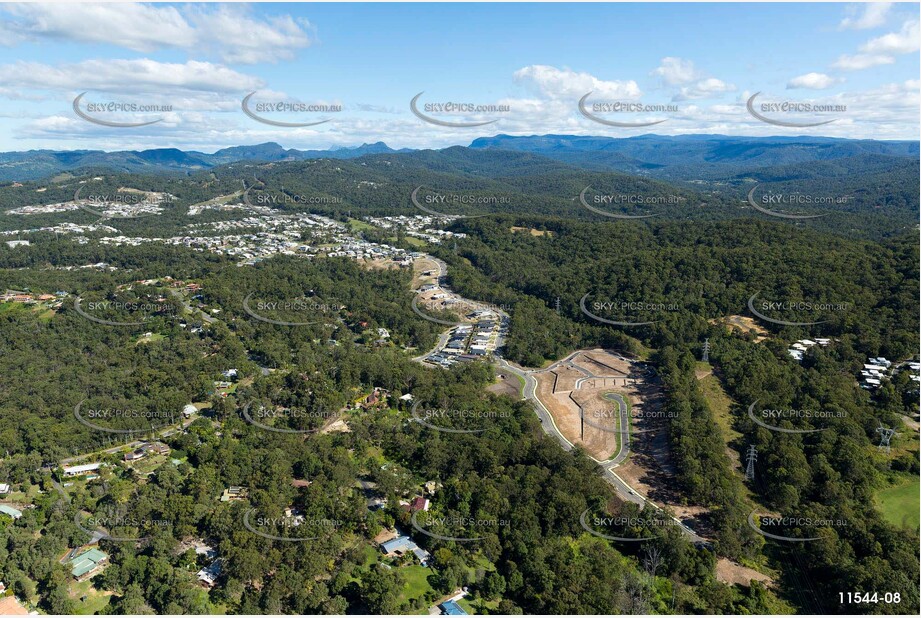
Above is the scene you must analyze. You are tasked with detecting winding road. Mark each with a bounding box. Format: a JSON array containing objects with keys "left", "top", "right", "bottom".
[{"left": 413, "top": 254, "right": 707, "bottom": 544}]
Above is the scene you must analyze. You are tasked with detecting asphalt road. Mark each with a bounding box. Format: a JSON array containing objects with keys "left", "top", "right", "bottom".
[{"left": 413, "top": 253, "right": 708, "bottom": 543}]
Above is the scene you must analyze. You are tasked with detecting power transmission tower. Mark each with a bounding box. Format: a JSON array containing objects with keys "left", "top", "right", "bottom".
[
  {"left": 702, "top": 338, "right": 710, "bottom": 363},
  {"left": 554, "top": 297, "right": 561, "bottom": 315},
  {"left": 745, "top": 445, "right": 757, "bottom": 480},
  {"left": 877, "top": 424, "right": 896, "bottom": 454}
]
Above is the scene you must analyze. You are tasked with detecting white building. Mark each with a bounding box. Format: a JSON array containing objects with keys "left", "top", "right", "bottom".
[{"left": 62, "top": 463, "right": 103, "bottom": 477}]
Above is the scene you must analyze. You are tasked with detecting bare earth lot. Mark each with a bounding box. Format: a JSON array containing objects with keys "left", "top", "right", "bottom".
[
  {"left": 532, "top": 350, "right": 639, "bottom": 460},
  {"left": 530, "top": 348, "right": 714, "bottom": 534}
]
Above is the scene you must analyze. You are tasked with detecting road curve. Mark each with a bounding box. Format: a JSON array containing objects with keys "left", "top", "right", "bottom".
[{"left": 412, "top": 254, "right": 707, "bottom": 544}]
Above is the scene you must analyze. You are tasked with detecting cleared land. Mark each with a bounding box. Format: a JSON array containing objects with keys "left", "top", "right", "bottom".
[
  {"left": 510, "top": 226, "right": 552, "bottom": 237},
  {"left": 410, "top": 258, "right": 440, "bottom": 289},
  {"left": 696, "top": 365, "right": 744, "bottom": 472},
  {"left": 487, "top": 372, "right": 521, "bottom": 398},
  {"left": 876, "top": 477, "right": 920, "bottom": 531},
  {"left": 715, "top": 558, "right": 774, "bottom": 588},
  {"left": 532, "top": 350, "right": 645, "bottom": 461},
  {"left": 712, "top": 315, "right": 769, "bottom": 342},
  {"left": 530, "top": 349, "right": 713, "bottom": 531}
]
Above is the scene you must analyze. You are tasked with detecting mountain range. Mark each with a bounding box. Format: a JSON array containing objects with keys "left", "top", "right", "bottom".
[{"left": 0, "top": 134, "right": 917, "bottom": 182}]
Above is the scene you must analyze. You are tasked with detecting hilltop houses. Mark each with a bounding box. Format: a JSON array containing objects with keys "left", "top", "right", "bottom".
[
  {"left": 68, "top": 548, "right": 108, "bottom": 581},
  {"left": 220, "top": 486, "right": 248, "bottom": 502},
  {"left": 0, "top": 504, "right": 23, "bottom": 520},
  {"left": 379, "top": 532, "right": 432, "bottom": 567},
  {"left": 62, "top": 463, "right": 103, "bottom": 477},
  {"left": 787, "top": 338, "right": 831, "bottom": 362},
  {"left": 197, "top": 558, "right": 223, "bottom": 587},
  {"left": 859, "top": 357, "right": 921, "bottom": 391}
]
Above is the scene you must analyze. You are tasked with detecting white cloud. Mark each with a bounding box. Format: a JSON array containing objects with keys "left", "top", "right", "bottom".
[
  {"left": 839, "top": 3, "right": 892, "bottom": 30},
  {"left": 1, "top": 3, "right": 196, "bottom": 52},
  {"left": 787, "top": 73, "right": 843, "bottom": 90},
  {"left": 651, "top": 57, "right": 700, "bottom": 86},
  {"left": 831, "top": 53, "right": 895, "bottom": 71},
  {"left": 0, "top": 3, "right": 312, "bottom": 64},
  {"left": 673, "top": 78, "right": 735, "bottom": 101},
  {"left": 0, "top": 59, "right": 263, "bottom": 94},
  {"left": 651, "top": 58, "right": 734, "bottom": 101},
  {"left": 514, "top": 65, "right": 641, "bottom": 100},
  {"left": 186, "top": 6, "right": 313, "bottom": 65},
  {"left": 830, "top": 20, "right": 918, "bottom": 72},
  {"left": 859, "top": 19, "right": 920, "bottom": 55}
]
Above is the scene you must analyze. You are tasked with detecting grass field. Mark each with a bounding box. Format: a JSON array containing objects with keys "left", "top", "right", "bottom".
[
  {"left": 388, "top": 235, "right": 427, "bottom": 247},
  {"left": 696, "top": 367, "right": 742, "bottom": 443},
  {"left": 876, "top": 477, "right": 920, "bottom": 530},
  {"left": 69, "top": 579, "right": 112, "bottom": 615},
  {"left": 395, "top": 564, "right": 434, "bottom": 610},
  {"left": 348, "top": 218, "right": 375, "bottom": 232}
]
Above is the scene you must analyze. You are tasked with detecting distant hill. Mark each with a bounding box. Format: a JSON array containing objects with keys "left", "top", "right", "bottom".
[
  {"left": 468, "top": 134, "right": 920, "bottom": 179},
  {"left": 0, "top": 141, "right": 410, "bottom": 181},
  {"left": 2, "top": 134, "right": 919, "bottom": 183},
  {"left": 2, "top": 136, "right": 916, "bottom": 241}
]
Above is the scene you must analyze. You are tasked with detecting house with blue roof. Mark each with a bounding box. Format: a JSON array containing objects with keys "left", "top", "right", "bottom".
[{"left": 440, "top": 599, "right": 468, "bottom": 615}]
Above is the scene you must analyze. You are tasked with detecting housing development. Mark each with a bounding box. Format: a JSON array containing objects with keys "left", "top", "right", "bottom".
[{"left": 0, "top": 2, "right": 918, "bottom": 618}]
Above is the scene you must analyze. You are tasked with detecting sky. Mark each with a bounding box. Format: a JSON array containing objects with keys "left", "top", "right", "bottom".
[{"left": 0, "top": 2, "right": 918, "bottom": 152}]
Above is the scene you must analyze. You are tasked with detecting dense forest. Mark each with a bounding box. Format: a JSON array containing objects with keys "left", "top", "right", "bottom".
[
  {"left": 0, "top": 249, "right": 782, "bottom": 615},
  {"left": 429, "top": 214, "right": 919, "bottom": 613},
  {"left": 2, "top": 142, "right": 918, "bottom": 242},
  {"left": 0, "top": 145, "right": 917, "bottom": 615}
]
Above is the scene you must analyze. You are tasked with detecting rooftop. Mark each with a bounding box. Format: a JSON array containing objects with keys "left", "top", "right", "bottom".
[
  {"left": 69, "top": 548, "right": 108, "bottom": 578},
  {"left": 440, "top": 600, "right": 468, "bottom": 615}
]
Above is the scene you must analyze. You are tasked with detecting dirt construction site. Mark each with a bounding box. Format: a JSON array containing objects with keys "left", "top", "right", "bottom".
[
  {"left": 530, "top": 348, "right": 711, "bottom": 525},
  {"left": 532, "top": 349, "right": 651, "bottom": 461}
]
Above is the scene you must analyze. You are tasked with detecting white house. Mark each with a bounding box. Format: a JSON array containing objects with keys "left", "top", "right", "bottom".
[{"left": 62, "top": 463, "right": 103, "bottom": 477}]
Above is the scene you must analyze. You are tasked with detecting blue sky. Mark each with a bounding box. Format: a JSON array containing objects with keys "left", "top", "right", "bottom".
[{"left": 0, "top": 2, "right": 917, "bottom": 152}]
